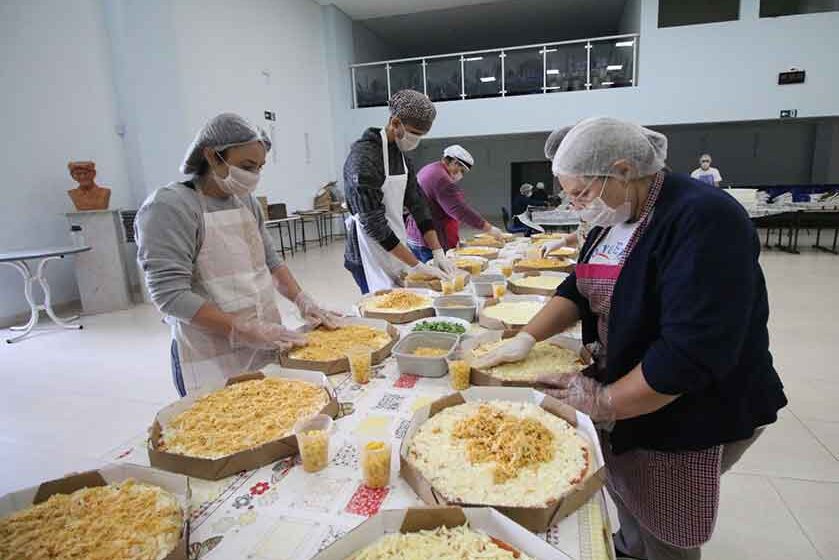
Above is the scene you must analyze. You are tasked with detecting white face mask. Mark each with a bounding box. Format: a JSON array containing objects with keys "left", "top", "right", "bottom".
[
  {"left": 576, "top": 177, "right": 632, "bottom": 227},
  {"left": 396, "top": 124, "right": 421, "bottom": 152},
  {"left": 451, "top": 171, "right": 464, "bottom": 182},
  {"left": 213, "top": 155, "right": 260, "bottom": 197}
]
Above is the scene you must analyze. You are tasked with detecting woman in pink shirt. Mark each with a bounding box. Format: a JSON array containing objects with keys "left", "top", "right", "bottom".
[{"left": 406, "top": 145, "right": 504, "bottom": 261}]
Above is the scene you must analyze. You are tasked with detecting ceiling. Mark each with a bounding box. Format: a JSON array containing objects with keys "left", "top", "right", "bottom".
[
  {"left": 356, "top": 0, "right": 628, "bottom": 59},
  {"left": 317, "top": 0, "right": 507, "bottom": 20}
]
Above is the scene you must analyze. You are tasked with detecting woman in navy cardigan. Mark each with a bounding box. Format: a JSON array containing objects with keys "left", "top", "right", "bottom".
[{"left": 476, "top": 118, "right": 786, "bottom": 560}]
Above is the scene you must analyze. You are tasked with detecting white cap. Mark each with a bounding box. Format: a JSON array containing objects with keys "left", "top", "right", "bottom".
[{"left": 443, "top": 144, "right": 474, "bottom": 169}]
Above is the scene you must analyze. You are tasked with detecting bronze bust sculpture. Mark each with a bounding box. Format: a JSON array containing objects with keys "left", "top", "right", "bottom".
[{"left": 67, "top": 161, "right": 111, "bottom": 211}]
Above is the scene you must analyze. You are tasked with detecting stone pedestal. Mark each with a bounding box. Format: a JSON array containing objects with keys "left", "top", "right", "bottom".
[{"left": 66, "top": 210, "right": 133, "bottom": 314}]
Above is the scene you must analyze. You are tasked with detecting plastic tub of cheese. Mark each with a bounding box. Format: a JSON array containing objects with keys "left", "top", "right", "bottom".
[
  {"left": 392, "top": 332, "right": 460, "bottom": 378},
  {"left": 432, "top": 295, "right": 478, "bottom": 322}
]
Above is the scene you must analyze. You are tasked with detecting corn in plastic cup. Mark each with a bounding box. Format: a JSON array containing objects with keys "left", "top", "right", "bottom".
[
  {"left": 492, "top": 281, "right": 507, "bottom": 299},
  {"left": 441, "top": 278, "right": 455, "bottom": 295},
  {"left": 453, "top": 273, "right": 467, "bottom": 292},
  {"left": 346, "top": 345, "right": 372, "bottom": 384},
  {"left": 500, "top": 261, "right": 513, "bottom": 278},
  {"left": 294, "top": 414, "right": 333, "bottom": 473},
  {"left": 360, "top": 440, "right": 392, "bottom": 489},
  {"left": 448, "top": 359, "right": 471, "bottom": 391}
]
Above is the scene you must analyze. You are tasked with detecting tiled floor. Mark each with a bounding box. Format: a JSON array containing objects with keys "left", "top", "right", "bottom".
[{"left": 1, "top": 240, "right": 837, "bottom": 559}]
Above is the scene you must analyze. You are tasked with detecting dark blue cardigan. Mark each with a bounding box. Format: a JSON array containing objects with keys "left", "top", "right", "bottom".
[{"left": 557, "top": 172, "right": 787, "bottom": 454}]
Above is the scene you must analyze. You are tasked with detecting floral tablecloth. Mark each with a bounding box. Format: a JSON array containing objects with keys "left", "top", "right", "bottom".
[{"left": 104, "top": 324, "right": 608, "bottom": 560}]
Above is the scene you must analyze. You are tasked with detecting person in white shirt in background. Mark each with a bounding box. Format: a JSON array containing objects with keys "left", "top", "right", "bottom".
[{"left": 690, "top": 154, "right": 722, "bottom": 186}]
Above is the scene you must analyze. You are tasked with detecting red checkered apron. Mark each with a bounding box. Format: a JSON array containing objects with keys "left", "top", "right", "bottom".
[{"left": 576, "top": 172, "right": 723, "bottom": 548}]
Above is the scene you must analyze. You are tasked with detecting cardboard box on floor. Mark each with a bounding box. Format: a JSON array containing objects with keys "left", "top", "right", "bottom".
[
  {"left": 508, "top": 271, "right": 570, "bottom": 297},
  {"left": 358, "top": 288, "right": 436, "bottom": 324},
  {"left": 463, "top": 331, "right": 591, "bottom": 388},
  {"left": 280, "top": 316, "right": 399, "bottom": 374},
  {"left": 148, "top": 370, "right": 338, "bottom": 480},
  {"left": 478, "top": 294, "right": 549, "bottom": 333},
  {"left": 399, "top": 387, "right": 605, "bottom": 533},
  {"left": 312, "top": 506, "right": 572, "bottom": 560},
  {"left": 0, "top": 463, "right": 190, "bottom": 560}
]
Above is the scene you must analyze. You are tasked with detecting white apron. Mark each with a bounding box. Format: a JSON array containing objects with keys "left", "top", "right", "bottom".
[
  {"left": 348, "top": 129, "right": 410, "bottom": 292},
  {"left": 172, "top": 189, "right": 282, "bottom": 394}
]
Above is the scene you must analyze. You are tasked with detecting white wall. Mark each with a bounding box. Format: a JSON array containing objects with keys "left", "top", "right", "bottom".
[
  {"left": 346, "top": 0, "right": 839, "bottom": 138},
  {"left": 0, "top": 0, "right": 132, "bottom": 324},
  {"left": 322, "top": 5, "right": 357, "bottom": 190}
]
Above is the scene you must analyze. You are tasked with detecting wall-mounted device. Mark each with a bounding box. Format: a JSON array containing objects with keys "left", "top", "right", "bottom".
[{"left": 778, "top": 69, "right": 805, "bottom": 85}]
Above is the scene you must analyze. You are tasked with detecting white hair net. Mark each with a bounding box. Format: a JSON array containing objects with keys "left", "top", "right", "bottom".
[
  {"left": 520, "top": 183, "right": 534, "bottom": 195},
  {"left": 181, "top": 113, "right": 272, "bottom": 174},
  {"left": 552, "top": 117, "right": 667, "bottom": 180},
  {"left": 544, "top": 125, "right": 574, "bottom": 160}
]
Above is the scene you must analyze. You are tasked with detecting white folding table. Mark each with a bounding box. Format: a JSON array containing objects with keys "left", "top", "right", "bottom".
[{"left": 0, "top": 245, "right": 91, "bottom": 343}]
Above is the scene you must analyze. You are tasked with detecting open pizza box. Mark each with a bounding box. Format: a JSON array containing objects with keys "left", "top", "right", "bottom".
[
  {"left": 448, "top": 247, "right": 500, "bottom": 261},
  {"left": 358, "top": 288, "right": 436, "bottom": 324},
  {"left": 404, "top": 272, "right": 472, "bottom": 292},
  {"left": 148, "top": 370, "right": 338, "bottom": 480},
  {"left": 450, "top": 255, "right": 488, "bottom": 276},
  {"left": 399, "top": 387, "right": 606, "bottom": 533},
  {"left": 312, "top": 506, "right": 571, "bottom": 560},
  {"left": 462, "top": 330, "right": 591, "bottom": 387},
  {"left": 462, "top": 237, "right": 505, "bottom": 248},
  {"left": 508, "top": 271, "right": 570, "bottom": 296},
  {"left": 280, "top": 316, "right": 399, "bottom": 374},
  {"left": 513, "top": 257, "right": 575, "bottom": 274},
  {"left": 478, "top": 294, "right": 549, "bottom": 334},
  {"left": 0, "top": 463, "right": 190, "bottom": 560}
]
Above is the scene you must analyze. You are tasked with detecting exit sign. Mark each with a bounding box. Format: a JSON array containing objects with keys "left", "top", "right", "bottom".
[{"left": 778, "top": 70, "right": 805, "bottom": 85}]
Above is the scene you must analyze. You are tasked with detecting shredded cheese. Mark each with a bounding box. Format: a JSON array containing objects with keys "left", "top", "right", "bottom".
[
  {"left": 411, "top": 347, "right": 449, "bottom": 357},
  {"left": 160, "top": 378, "right": 328, "bottom": 459},
  {"left": 472, "top": 340, "right": 583, "bottom": 381},
  {"left": 364, "top": 290, "right": 432, "bottom": 312},
  {"left": 457, "top": 247, "right": 497, "bottom": 257},
  {"left": 511, "top": 275, "right": 567, "bottom": 290},
  {"left": 348, "top": 524, "right": 531, "bottom": 560},
  {"left": 408, "top": 401, "right": 589, "bottom": 507},
  {"left": 482, "top": 301, "right": 544, "bottom": 325},
  {"left": 290, "top": 325, "right": 391, "bottom": 361},
  {"left": 515, "top": 258, "right": 569, "bottom": 270},
  {"left": 0, "top": 479, "right": 182, "bottom": 560}
]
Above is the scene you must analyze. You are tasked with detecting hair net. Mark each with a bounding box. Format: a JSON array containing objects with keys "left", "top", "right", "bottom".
[
  {"left": 443, "top": 144, "right": 474, "bottom": 169},
  {"left": 552, "top": 117, "right": 667, "bottom": 180},
  {"left": 388, "top": 89, "right": 436, "bottom": 133},
  {"left": 181, "top": 113, "right": 272, "bottom": 174},
  {"left": 520, "top": 183, "right": 534, "bottom": 195},
  {"left": 544, "top": 126, "right": 574, "bottom": 160}
]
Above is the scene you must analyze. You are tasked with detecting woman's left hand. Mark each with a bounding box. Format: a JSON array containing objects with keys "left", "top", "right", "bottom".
[
  {"left": 294, "top": 292, "right": 341, "bottom": 329},
  {"left": 536, "top": 373, "right": 616, "bottom": 422}
]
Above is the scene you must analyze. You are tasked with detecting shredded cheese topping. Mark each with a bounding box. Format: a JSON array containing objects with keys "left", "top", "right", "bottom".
[
  {"left": 408, "top": 401, "right": 589, "bottom": 507},
  {"left": 412, "top": 347, "right": 450, "bottom": 357},
  {"left": 289, "top": 325, "right": 391, "bottom": 361},
  {"left": 548, "top": 247, "right": 577, "bottom": 257},
  {"left": 405, "top": 272, "right": 436, "bottom": 282},
  {"left": 160, "top": 378, "right": 328, "bottom": 459},
  {"left": 482, "top": 301, "right": 544, "bottom": 325},
  {"left": 472, "top": 340, "right": 583, "bottom": 381},
  {"left": 348, "top": 524, "right": 531, "bottom": 560},
  {"left": 457, "top": 247, "right": 497, "bottom": 257},
  {"left": 516, "top": 258, "right": 569, "bottom": 270},
  {"left": 511, "top": 275, "right": 567, "bottom": 290},
  {"left": 0, "top": 480, "right": 182, "bottom": 560},
  {"left": 453, "top": 404, "right": 554, "bottom": 483},
  {"left": 364, "top": 290, "right": 432, "bottom": 312}
]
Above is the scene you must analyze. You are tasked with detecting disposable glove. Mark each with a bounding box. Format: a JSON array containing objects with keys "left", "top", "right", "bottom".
[
  {"left": 229, "top": 316, "right": 307, "bottom": 352},
  {"left": 294, "top": 291, "right": 340, "bottom": 329},
  {"left": 472, "top": 332, "right": 536, "bottom": 369},
  {"left": 536, "top": 373, "right": 615, "bottom": 423},
  {"left": 431, "top": 249, "right": 457, "bottom": 277},
  {"left": 411, "top": 260, "right": 450, "bottom": 281},
  {"left": 539, "top": 237, "right": 568, "bottom": 258},
  {"left": 486, "top": 225, "right": 506, "bottom": 241}
]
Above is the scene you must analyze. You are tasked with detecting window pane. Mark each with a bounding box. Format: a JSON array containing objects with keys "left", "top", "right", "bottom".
[
  {"left": 389, "top": 61, "right": 424, "bottom": 94},
  {"left": 463, "top": 53, "right": 502, "bottom": 99},
  {"left": 426, "top": 57, "right": 462, "bottom": 102},
  {"left": 504, "top": 49, "right": 544, "bottom": 96},
  {"left": 354, "top": 65, "right": 388, "bottom": 108},
  {"left": 760, "top": 0, "right": 839, "bottom": 17},
  {"left": 590, "top": 39, "right": 634, "bottom": 89},
  {"left": 545, "top": 44, "right": 588, "bottom": 92},
  {"left": 658, "top": 0, "right": 739, "bottom": 27}
]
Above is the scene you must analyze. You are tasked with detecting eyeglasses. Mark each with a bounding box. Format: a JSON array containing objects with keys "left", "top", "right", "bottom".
[{"left": 700, "top": 160, "right": 711, "bottom": 163}]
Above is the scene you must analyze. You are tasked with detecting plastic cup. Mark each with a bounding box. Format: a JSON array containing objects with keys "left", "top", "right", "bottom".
[
  {"left": 492, "top": 282, "right": 507, "bottom": 299},
  {"left": 360, "top": 439, "right": 392, "bottom": 489},
  {"left": 499, "top": 261, "right": 513, "bottom": 278},
  {"left": 345, "top": 345, "right": 372, "bottom": 384},
  {"left": 448, "top": 358, "right": 471, "bottom": 391},
  {"left": 294, "top": 414, "right": 333, "bottom": 473},
  {"left": 526, "top": 247, "right": 542, "bottom": 260},
  {"left": 453, "top": 273, "right": 467, "bottom": 292},
  {"left": 441, "top": 278, "right": 455, "bottom": 295}
]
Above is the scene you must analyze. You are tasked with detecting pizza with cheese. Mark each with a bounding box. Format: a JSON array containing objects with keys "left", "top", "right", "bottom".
[
  {"left": 510, "top": 275, "right": 567, "bottom": 291},
  {"left": 455, "top": 247, "right": 498, "bottom": 258},
  {"left": 362, "top": 290, "right": 432, "bottom": 313},
  {"left": 514, "top": 258, "right": 570, "bottom": 271},
  {"left": 0, "top": 479, "right": 182, "bottom": 560},
  {"left": 407, "top": 401, "right": 589, "bottom": 507},
  {"left": 482, "top": 301, "right": 544, "bottom": 326},
  {"left": 471, "top": 340, "right": 584, "bottom": 382},
  {"left": 347, "top": 524, "right": 531, "bottom": 559},
  {"left": 160, "top": 377, "right": 329, "bottom": 459},
  {"left": 290, "top": 325, "right": 392, "bottom": 361}
]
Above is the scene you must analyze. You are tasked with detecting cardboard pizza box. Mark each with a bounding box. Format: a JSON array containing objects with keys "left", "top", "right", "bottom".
[
  {"left": 312, "top": 506, "right": 572, "bottom": 560},
  {"left": 280, "top": 316, "right": 399, "bottom": 374},
  {"left": 462, "top": 330, "right": 591, "bottom": 387},
  {"left": 358, "top": 288, "right": 436, "bottom": 324},
  {"left": 148, "top": 370, "right": 338, "bottom": 480},
  {"left": 449, "top": 247, "right": 500, "bottom": 261},
  {"left": 513, "top": 257, "right": 574, "bottom": 274},
  {"left": 399, "top": 387, "right": 605, "bottom": 533},
  {"left": 462, "top": 237, "right": 505, "bottom": 248},
  {"left": 507, "top": 271, "right": 569, "bottom": 296},
  {"left": 0, "top": 463, "right": 190, "bottom": 560}
]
